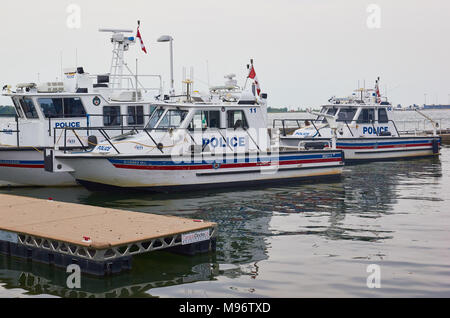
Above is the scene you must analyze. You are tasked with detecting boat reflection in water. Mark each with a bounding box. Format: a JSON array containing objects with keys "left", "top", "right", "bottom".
[
  {"left": 0, "top": 155, "right": 442, "bottom": 297},
  {"left": 0, "top": 253, "right": 218, "bottom": 298}
]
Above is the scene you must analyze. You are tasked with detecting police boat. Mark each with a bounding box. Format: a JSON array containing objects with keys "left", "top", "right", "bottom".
[
  {"left": 44, "top": 69, "right": 345, "bottom": 192},
  {"left": 277, "top": 79, "right": 441, "bottom": 162},
  {"left": 0, "top": 28, "right": 162, "bottom": 186}
]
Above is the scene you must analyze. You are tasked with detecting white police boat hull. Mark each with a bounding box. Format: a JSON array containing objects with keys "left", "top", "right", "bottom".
[
  {"left": 0, "top": 27, "right": 161, "bottom": 187},
  {"left": 0, "top": 149, "right": 75, "bottom": 186},
  {"left": 45, "top": 61, "right": 345, "bottom": 191},
  {"left": 278, "top": 79, "right": 441, "bottom": 162},
  {"left": 50, "top": 150, "right": 344, "bottom": 192},
  {"left": 280, "top": 136, "right": 441, "bottom": 162}
]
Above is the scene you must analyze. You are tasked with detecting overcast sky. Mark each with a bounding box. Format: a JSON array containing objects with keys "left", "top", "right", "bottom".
[{"left": 1, "top": 0, "right": 449, "bottom": 108}]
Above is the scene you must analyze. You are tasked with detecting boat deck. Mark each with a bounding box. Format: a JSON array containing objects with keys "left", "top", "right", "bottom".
[{"left": 0, "top": 194, "right": 217, "bottom": 276}]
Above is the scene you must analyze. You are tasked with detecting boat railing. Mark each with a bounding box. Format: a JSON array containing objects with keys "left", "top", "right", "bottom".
[
  {"left": 0, "top": 113, "right": 155, "bottom": 148},
  {"left": 45, "top": 113, "right": 153, "bottom": 137},
  {"left": 50, "top": 113, "right": 158, "bottom": 150},
  {"left": 273, "top": 118, "right": 346, "bottom": 137},
  {"left": 53, "top": 124, "right": 271, "bottom": 155},
  {"left": 88, "top": 74, "right": 163, "bottom": 96},
  {"left": 272, "top": 118, "right": 320, "bottom": 137},
  {"left": 272, "top": 118, "right": 401, "bottom": 137},
  {"left": 395, "top": 119, "right": 450, "bottom": 135},
  {"left": 52, "top": 126, "right": 202, "bottom": 154}
]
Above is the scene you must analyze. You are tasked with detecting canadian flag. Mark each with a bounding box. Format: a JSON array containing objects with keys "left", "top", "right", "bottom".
[
  {"left": 136, "top": 22, "right": 147, "bottom": 54},
  {"left": 248, "top": 65, "right": 261, "bottom": 96},
  {"left": 375, "top": 78, "right": 381, "bottom": 103}
]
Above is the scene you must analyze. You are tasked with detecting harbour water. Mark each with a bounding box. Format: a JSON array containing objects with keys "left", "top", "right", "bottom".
[{"left": 0, "top": 111, "right": 449, "bottom": 297}]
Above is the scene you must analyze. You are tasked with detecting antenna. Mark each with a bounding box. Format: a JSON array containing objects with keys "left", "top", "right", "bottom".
[
  {"left": 99, "top": 28, "right": 136, "bottom": 90},
  {"left": 206, "top": 60, "right": 210, "bottom": 88},
  {"left": 60, "top": 51, "right": 63, "bottom": 82},
  {"left": 182, "top": 67, "right": 194, "bottom": 101}
]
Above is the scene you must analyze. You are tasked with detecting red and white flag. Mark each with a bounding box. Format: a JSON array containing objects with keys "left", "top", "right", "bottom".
[
  {"left": 375, "top": 78, "right": 381, "bottom": 103},
  {"left": 248, "top": 65, "right": 261, "bottom": 96},
  {"left": 136, "top": 22, "right": 147, "bottom": 54}
]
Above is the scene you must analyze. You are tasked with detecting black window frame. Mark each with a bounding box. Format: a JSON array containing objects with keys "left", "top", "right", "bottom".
[
  {"left": 19, "top": 97, "right": 39, "bottom": 119},
  {"left": 63, "top": 97, "right": 86, "bottom": 118},
  {"left": 127, "top": 105, "right": 144, "bottom": 126},
  {"left": 188, "top": 110, "right": 221, "bottom": 131},
  {"left": 37, "top": 97, "right": 86, "bottom": 118},
  {"left": 336, "top": 108, "right": 358, "bottom": 122},
  {"left": 146, "top": 108, "right": 165, "bottom": 129},
  {"left": 227, "top": 110, "right": 249, "bottom": 129},
  {"left": 157, "top": 109, "right": 189, "bottom": 129},
  {"left": 12, "top": 98, "right": 24, "bottom": 118},
  {"left": 319, "top": 107, "right": 338, "bottom": 123},
  {"left": 378, "top": 108, "right": 389, "bottom": 123},
  {"left": 357, "top": 108, "right": 375, "bottom": 124},
  {"left": 103, "top": 106, "right": 122, "bottom": 126}
]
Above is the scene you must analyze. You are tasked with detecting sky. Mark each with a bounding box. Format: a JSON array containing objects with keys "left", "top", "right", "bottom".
[{"left": 0, "top": 0, "right": 449, "bottom": 108}]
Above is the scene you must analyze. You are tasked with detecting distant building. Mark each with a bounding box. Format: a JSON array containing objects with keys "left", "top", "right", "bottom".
[{"left": 423, "top": 104, "right": 450, "bottom": 109}]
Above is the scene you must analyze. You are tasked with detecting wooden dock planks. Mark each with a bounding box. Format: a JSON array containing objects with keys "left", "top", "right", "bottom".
[{"left": 0, "top": 194, "right": 216, "bottom": 249}]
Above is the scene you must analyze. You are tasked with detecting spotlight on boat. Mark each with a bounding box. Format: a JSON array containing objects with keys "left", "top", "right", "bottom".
[{"left": 157, "top": 35, "right": 173, "bottom": 42}]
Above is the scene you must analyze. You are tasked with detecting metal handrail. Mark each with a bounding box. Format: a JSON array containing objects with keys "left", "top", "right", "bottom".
[
  {"left": 88, "top": 74, "right": 163, "bottom": 94},
  {"left": 272, "top": 118, "right": 324, "bottom": 137},
  {"left": 273, "top": 118, "right": 402, "bottom": 138},
  {"left": 55, "top": 126, "right": 204, "bottom": 154}
]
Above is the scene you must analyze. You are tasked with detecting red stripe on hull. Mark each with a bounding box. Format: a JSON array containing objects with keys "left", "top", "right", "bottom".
[
  {"left": 338, "top": 143, "right": 432, "bottom": 150},
  {"left": 0, "top": 164, "right": 44, "bottom": 168},
  {"left": 112, "top": 158, "right": 342, "bottom": 171}
]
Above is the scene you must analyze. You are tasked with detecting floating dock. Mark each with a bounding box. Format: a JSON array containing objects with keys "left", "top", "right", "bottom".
[{"left": 0, "top": 194, "right": 217, "bottom": 276}]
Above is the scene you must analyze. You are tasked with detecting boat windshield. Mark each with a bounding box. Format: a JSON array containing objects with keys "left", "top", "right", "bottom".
[
  {"left": 146, "top": 108, "right": 165, "bottom": 129},
  {"left": 318, "top": 107, "right": 337, "bottom": 123},
  {"left": 336, "top": 108, "right": 357, "bottom": 122},
  {"left": 157, "top": 109, "right": 189, "bottom": 129}
]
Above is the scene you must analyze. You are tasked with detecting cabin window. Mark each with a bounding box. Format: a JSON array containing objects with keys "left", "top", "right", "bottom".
[
  {"left": 325, "top": 108, "right": 337, "bottom": 115},
  {"left": 146, "top": 108, "right": 165, "bottom": 129},
  {"left": 38, "top": 98, "right": 86, "bottom": 118},
  {"left": 227, "top": 110, "right": 248, "bottom": 129},
  {"left": 357, "top": 108, "right": 375, "bottom": 123},
  {"left": 378, "top": 108, "right": 388, "bottom": 123},
  {"left": 19, "top": 98, "right": 39, "bottom": 119},
  {"left": 319, "top": 107, "right": 337, "bottom": 123},
  {"left": 103, "top": 106, "right": 121, "bottom": 126},
  {"left": 188, "top": 110, "right": 221, "bottom": 130},
  {"left": 337, "top": 108, "right": 357, "bottom": 122},
  {"left": 149, "top": 106, "right": 156, "bottom": 116},
  {"left": 64, "top": 98, "right": 86, "bottom": 117},
  {"left": 127, "top": 105, "right": 144, "bottom": 126},
  {"left": 39, "top": 98, "right": 63, "bottom": 117},
  {"left": 157, "top": 110, "right": 188, "bottom": 129},
  {"left": 12, "top": 98, "right": 24, "bottom": 118}
]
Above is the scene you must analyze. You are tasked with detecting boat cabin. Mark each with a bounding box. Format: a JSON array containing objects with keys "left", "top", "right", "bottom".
[
  {"left": 90, "top": 92, "right": 270, "bottom": 156},
  {"left": 293, "top": 86, "right": 398, "bottom": 139},
  {"left": 1, "top": 28, "right": 162, "bottom": 149}
]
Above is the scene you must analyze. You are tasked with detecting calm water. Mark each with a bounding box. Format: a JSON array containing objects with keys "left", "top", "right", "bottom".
[{"left": 0, "top": 111, "right": 449, "bottom": 297}]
